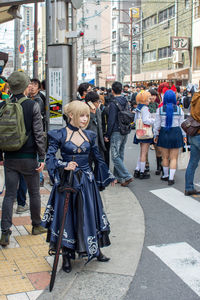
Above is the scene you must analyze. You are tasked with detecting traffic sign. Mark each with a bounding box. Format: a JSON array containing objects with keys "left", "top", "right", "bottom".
[
  {"left": 130, "top": 7, "right": 140, "bottom": 18},
  {"left": 82, "top": 73, "right": 87, "bottom": 78},
  {"left": 18, "top": 44, "right": 25, "bottom": 54}
]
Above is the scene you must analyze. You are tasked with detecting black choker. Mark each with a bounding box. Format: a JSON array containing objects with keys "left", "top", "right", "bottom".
[{"left": 67, "top": 123, "right": 79, "bottom": 131}]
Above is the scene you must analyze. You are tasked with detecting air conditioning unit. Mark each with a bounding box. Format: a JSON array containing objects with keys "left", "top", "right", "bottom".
[{"left": 172, "top": 51, "right": 183, "bottom": 64}]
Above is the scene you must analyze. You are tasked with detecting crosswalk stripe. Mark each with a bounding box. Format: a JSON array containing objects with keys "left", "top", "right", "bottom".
[
  {"left": 150, "top": 187, "right": 200, "bottom": 225},
  {"left": 148, "top": 242, "right": 200, "bottom": 297}
]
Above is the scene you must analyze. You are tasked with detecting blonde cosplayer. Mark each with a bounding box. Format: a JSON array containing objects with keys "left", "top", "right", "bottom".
[{"left": 63, "top": 101, "right": 90, "bottom": 129}]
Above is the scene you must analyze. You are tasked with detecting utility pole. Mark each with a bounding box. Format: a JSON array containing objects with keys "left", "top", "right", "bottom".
[
  {"left": 82, "top": 2, "right": 85, "bottom": 82},
  {"left": 33, "top": 2, "right": 38, "bottom": 78},
  {"left": 72, "top": 6, "right": 78, "bottom": 99},
  {"left": 14, "top": 18, "right": 20, "bottom": 71},
  {"left": 130, "top": 8, "right": 133, "bottom": 86},
  {"left": 116, "top": 0, "right": 121, "bottom": 81}
]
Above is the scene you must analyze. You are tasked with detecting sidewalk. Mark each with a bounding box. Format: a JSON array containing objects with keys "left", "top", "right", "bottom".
[{"left": 0, "top": 170, "right": 145, "bottom": 300}]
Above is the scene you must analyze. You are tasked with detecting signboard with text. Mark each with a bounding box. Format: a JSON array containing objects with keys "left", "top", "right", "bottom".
[
  {"left": 172, "top": 36, "right": 189, "bottom": 51},
  {"left": 49, "top": 68, "right": 63, "bottom": 125}
]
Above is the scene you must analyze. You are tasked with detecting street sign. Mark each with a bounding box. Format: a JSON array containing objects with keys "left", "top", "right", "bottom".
[
  {"left": 130, "top": 7, "right": 140, "bottom": 18},
  {"left": 82, "top": 73, "right": 86, "bottom": 78},
  {"left": 18, "top": 44, "right": 25, "bottom": 54}
]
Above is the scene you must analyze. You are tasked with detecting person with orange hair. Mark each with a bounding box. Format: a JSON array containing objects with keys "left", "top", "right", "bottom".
[{"left": 133, "top": 91, "right": 155, "bottom": 179}]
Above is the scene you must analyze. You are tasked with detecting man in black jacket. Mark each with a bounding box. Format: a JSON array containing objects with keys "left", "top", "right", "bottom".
[
  {"left": 105, "top": 81, "right": 133, "bottom": 187},
  {"left": 0, "top": 71, "right": 46, "bottom": 246}
]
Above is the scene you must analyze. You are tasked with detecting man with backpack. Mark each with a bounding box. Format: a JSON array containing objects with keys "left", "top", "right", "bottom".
[
  {"left": 105, "top": 81, "right": 133, "bottom": 187},
  {"left": 0, "top": 71, "right": 46, "bottom": 246}
]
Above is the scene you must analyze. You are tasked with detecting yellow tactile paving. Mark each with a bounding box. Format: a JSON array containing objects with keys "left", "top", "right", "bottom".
[
  {"left": 2, "top": 247, "right": 36, "bottom": 261},
  {"left": 15, "top": 257, "right": 51, "bottom": 273},
  {"left": 0, "top": 250, "right": 6, "bottom": 261},
  {"left": 41, "top": 207, "right": 46, "bottom": 216},
  {"left": 0, "top": 260, "right": 20, "bottom": 277},
  {"left": 31, "top": 244, "right": 49, "bottom": 257},
  {"left": 15, "top": 235, "right": 46, "bottom": 247},
  {"left": 24, "top": 225, "right": 47, "bottom": 239},
  {"left": 0, "top": 275, "right": 34, "bottom": 294}
]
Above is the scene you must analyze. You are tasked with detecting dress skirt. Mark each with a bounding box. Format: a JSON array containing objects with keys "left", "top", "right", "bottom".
[
  {"left": 157, "top": 127, "right": 184, "bottom": 149},
  {"left": 133, "top": 133, "right": 154, "bottom": 144}
]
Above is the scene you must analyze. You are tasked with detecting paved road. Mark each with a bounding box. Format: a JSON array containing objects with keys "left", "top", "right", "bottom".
[{"left": 123, "top": 132, "right": 200, "bottom": 300}]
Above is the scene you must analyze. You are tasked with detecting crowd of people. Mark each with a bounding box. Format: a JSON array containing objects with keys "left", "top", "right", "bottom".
[{"left": 0, "top": 70, "right": 200, "bottom": 275}]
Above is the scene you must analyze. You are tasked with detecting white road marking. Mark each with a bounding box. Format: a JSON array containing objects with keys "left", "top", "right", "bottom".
[
  {"left": 150, "top": 187, "right": 200, "bottom": 225},
  {"left": 148, "top": 242, "right": 200, "bottom": 297}
]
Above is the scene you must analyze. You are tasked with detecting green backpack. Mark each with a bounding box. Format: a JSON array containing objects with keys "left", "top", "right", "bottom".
[{"left": 0, "top": 97, "right": 29, "bottom": 151}]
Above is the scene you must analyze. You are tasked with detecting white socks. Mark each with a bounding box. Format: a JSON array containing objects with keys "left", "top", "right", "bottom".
[
  {"left": 163, "top": 167, "right": 169, "bottom": 178},
  {"left": 140, "top": 162, "right": 146, "bottom": 173},
  {"left": 169, "top": 169, "right": 176, "bottom": 180}
]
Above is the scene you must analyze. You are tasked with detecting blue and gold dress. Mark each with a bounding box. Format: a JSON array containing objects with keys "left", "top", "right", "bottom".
[{"left": 41, "top": 124, "right": 115, "bottom": 262}]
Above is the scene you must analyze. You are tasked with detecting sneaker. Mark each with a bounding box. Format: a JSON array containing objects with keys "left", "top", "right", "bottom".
[
  {"left": 16, "top": 203, "right": 29, "bottom": 214},
  {"left": 0, "top": 229, "right": 12, "bottom": 246},
  {"left": 32, "top": 225, "right": 47, "bottom": 235}
]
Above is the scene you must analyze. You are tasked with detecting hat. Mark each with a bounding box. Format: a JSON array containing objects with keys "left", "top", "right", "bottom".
[
  {"left": 7, "top": 71, "right": 30, "bottom": 95},
  {"left": 136, "top": 91, "right": 151, "bottom": 104}
]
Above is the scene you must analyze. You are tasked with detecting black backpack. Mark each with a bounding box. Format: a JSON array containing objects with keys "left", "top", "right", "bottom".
[{"left": 113, "top": 99, "right": 135, "bottom": 135}]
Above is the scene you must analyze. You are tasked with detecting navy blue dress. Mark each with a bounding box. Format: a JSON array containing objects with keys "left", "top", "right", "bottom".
[{"left": 41, "top": 127, "right": 115, "bottom": 262}]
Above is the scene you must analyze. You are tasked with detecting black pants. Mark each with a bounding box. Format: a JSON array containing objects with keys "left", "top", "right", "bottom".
[{"left": 1, "top": 158, "right": 41, "bottom": 232}]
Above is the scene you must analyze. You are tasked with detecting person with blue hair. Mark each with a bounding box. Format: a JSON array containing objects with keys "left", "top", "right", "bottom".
[{"left": 154, "top": 90, "right": 186, "bottom": 185}]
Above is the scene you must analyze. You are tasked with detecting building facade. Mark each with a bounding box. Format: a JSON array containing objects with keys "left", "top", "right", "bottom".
[{"left": 192, "top": 0, "right": 200, "bottom": 86}]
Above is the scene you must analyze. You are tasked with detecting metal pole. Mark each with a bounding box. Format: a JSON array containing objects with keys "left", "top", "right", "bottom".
[
  {"left": 116, "top": 0, "right": 120, "bottom": 81},
  {"left": 72, "top": 6, "right": 78, "bottom": 99},
  {"left": 130, "top": 9, "right": 133, "bottom": 86},
  {"left": 82, "top": 2, "right": 85, "bottom": 82},
  {"left": 14, "top": 18, "right": 20, "bottom": 71},
  {"left": 33, "top": 2, "right": 38, "bottom": 77}
]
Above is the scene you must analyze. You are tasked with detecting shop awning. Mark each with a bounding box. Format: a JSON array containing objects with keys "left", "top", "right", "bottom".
[{"left": 167, "top": 68, "right": 189, "bottom": 80}]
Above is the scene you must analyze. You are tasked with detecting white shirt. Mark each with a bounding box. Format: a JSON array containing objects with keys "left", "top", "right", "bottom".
[{"left": 134, "top": 106, "right": 155, "bottom": 125}]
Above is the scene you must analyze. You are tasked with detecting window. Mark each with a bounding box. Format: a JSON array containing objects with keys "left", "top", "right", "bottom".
[
  {"left": 112, "top": 54, "right": 116, "bottom": 62},
  {"left": 143, "top": 50, "right": 156, "bottom": 63},
  {"left": 112, "top": 31, "right": 116, "bottom": 39},
  {"left": 158, "top": 6, "right": 175, "bottom": 23},
  {"left": 185, "top": 0, "right": 189, "bottom": 9},
  {"left": 193, "top": 47, "right": 200, "bottom": 70},
  {"left": 158, "top": 46, "right": 172, "bottom": 59},
  {"left": 194, "top": 0, "right": 200, "bottom": 19},
  {"left": 143, "top": 14, "right": 157, "bottom": 29}
]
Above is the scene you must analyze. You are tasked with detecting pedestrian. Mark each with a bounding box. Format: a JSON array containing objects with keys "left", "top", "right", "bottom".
[
  {"left": 77, "top": 82, "right": 91, "bottom": 101},
  {"left": 29, "top": 78, "right": 45, "bottom": 186},
  {"left": 41, "top": 100, "right": 116, "bottom": 273},
  {"left": 154, "top": 90, "right": 186, "bottom": 185},
  {"left": 104, "top": 81, "right": 133, "bottom": 187},
  {"left": 0, "top": 71, "right": 46, "bottom": 246},
  {"left": 133, "top": 91, "right": 155, "bottom": 179},
  {"left": 185, "top": 92, "right": 200, "bottom": 195}
]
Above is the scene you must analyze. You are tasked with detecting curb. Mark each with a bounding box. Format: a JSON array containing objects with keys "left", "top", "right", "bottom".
[{"left": 38, "top": 184, "right": 145, "bottom": 300}]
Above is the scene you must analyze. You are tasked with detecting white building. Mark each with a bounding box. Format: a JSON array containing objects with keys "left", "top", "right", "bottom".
[
  {"left": 192, "top": 0, "right": 200, "bottom": 86},
  {"left": 77, "top": 1, "right": 102, "bottom": 85}
]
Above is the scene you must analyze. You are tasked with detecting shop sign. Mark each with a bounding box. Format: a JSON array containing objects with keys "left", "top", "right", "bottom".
[{"left": 172, "top": 37, "right": 189, "bottom": 51}]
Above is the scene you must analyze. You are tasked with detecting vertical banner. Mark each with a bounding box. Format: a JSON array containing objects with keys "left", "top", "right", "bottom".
[{"left": 49, "top": 68, "right": 63, "bottom": 125}]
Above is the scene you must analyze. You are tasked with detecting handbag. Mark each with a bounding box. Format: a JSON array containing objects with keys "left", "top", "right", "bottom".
[
  {"left": 136, "top": 117, "right": 153, "bottom": 140},
  {"left": 181, "top": 115, "right": 200, "bottom": 136},
  {"left": 177, "top": 145, "right": 190, "bottom": 170}
]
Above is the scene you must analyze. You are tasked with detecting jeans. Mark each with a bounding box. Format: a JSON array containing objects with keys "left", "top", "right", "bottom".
[
  {"left": 185, "top": 135, "right": 200, "bottom": 191},
  {"left": 17, "top": 174, "right": 27, "bottom": 206},
  {"left": 110, "top": 131, "right": 132, "bottom": 183},
  {"left": 1, "top": 159, "right": 41, "bottom": 232}
]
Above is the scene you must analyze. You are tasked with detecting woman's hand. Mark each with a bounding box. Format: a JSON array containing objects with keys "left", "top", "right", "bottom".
[
  {"left": 183, "top": 137, "right": 187, "bottom": 144},
  {"left": 36, "top": 162, "right": 45, "bottom": 173},
  {"left": 64, "top": 161, "right": 78, "bottom": 171},
  {"left": 154, "top": 137, "right": 158, "bottom": 144},
  {"left": 111, "top": 179, "right": 117, "bottom": 187}
]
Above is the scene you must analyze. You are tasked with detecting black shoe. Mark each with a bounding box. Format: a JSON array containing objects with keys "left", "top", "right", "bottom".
[
  {"left": 168, "top": 179, "right": 175, "bottom": 186},
  {"left": 139, "top": 172, "right": 150, "bottom": 179},
  {"left": 155, "top": 157, "right": 162, "bottom": 176},
  {"left": 97, "top": 250, "right": 110, "bottom": 262},
  {"left": 161, "top": 176, "right": 169, "bottom": 181},
  {"left": 0, "top": 229, "right": 12, "bottom": 246},
  {"left": 185, "top": 189, "right": 200, "bottom": 196},
  {"left": 62, "top": 254, "right": 72, "bottom": 273},
  {"left": 134, "top": 170, "right": 140, "bottom": 178},
  {"left": 145, "top": 166, "right": 150, "bottom": 173},
  {"left": 155, "top": 170, "right": 161, "bottom": 175}
]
